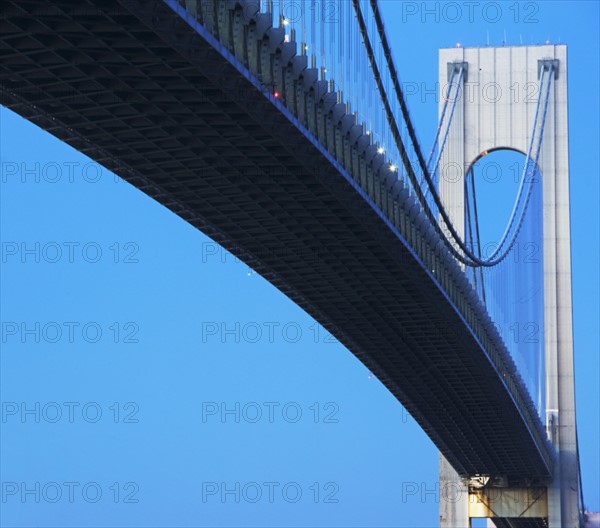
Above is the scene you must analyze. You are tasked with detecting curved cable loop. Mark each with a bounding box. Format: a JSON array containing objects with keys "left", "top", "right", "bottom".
[
  {"left": 453, "top": 65, "right": 553, "bottom": 266},
  {"left": 364, "top": 0, "right": 496, "bottom": 266},
  {"left": 366, "top": 0, "right": 485, "bottom": 263},
  {"left": 361, "top": 0, "right": 555, "bottom": 267}
]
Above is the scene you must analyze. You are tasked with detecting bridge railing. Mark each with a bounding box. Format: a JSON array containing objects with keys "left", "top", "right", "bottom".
[{"left": 181, "top": 0, "right": 427, "bottom": 196}]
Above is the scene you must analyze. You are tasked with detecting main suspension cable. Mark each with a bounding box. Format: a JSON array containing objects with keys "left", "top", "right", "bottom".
[
  {"left": 353, "top": 0, "right": 480, "bottom": 267},
  {"left": 359, "top": 0, "right": 555, "bottom": 267},
  {"left": 426, "top": 66, "right": 464, "bottom": 201},
  {"left": 426, "top": 67, "right": 455, "bottom": 172}
]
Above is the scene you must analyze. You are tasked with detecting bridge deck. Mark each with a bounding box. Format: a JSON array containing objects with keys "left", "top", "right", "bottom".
[{"left": 1, "top": 0, "right": 552, "bottom": 481}]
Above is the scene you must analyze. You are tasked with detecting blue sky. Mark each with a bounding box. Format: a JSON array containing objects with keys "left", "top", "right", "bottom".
[{"left": 1, "top": 1, "right": 598, "bottom": 527}]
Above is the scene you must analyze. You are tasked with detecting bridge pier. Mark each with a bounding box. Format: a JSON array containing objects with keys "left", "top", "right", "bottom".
[{"left": 439, "top": 454, "right": 471, "bottom": 528}]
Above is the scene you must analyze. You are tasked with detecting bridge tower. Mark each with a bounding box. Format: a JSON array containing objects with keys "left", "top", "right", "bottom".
[{"left": 436, "top": 45, "right": 578, "bottom": 528}]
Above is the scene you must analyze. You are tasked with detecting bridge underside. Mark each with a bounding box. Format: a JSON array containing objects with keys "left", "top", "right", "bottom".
[
  {"left": 1, "top": 0, "right": 552, "bottom": 484},
  {"left": 493, "top": 520, "right": 548, "bottom": 528}
]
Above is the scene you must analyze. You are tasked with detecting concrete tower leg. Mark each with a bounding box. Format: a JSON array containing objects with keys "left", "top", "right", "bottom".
[{"left": 439, "top": 454, "right": 470, "bottom": 528}]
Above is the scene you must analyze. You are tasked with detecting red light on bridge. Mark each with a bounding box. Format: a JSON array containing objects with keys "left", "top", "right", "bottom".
[{"left": 274, "top": 91, "right": 280, "bottom": 99}]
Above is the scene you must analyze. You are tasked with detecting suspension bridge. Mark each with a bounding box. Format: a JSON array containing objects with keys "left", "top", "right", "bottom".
[{"left": 0, "top": 1, "right": 594, "bottom": 526}]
